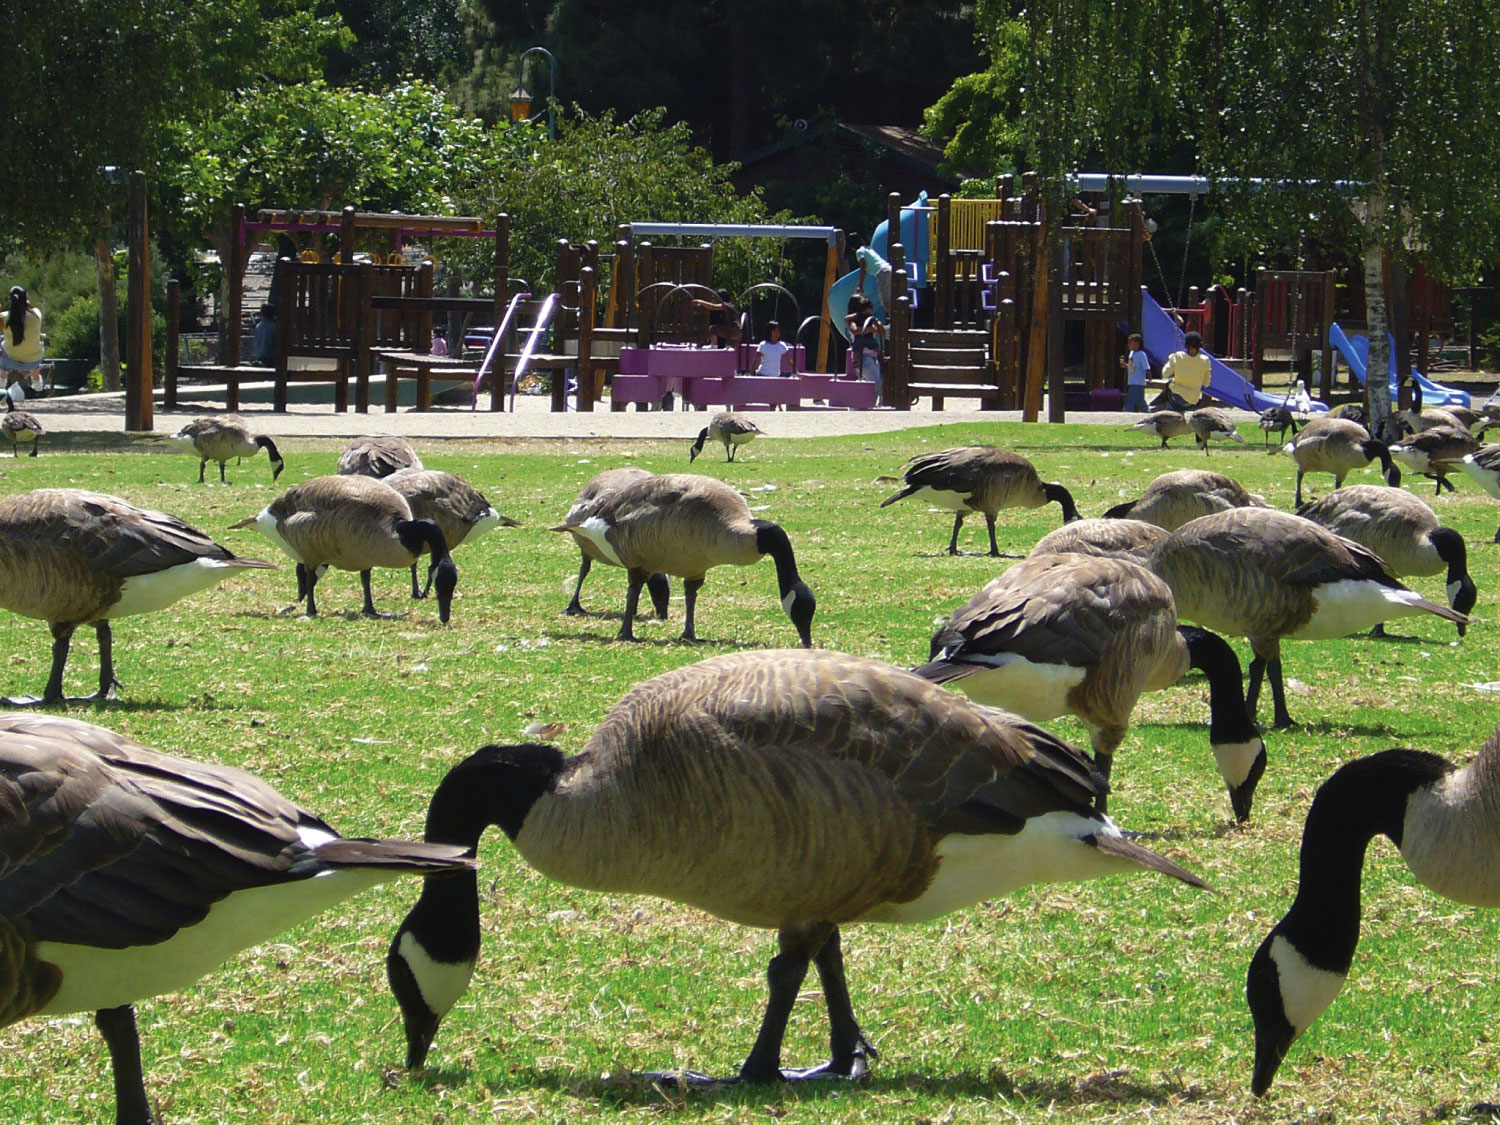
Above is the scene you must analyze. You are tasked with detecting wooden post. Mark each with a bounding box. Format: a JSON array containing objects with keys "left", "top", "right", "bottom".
[
  {"left": 1320, "top": 269, "right": 1337, "bottom": 404},
  {"left": 1125, "top": 199, "right": 1144, "bottom": 338},
  {"left": 1022, "top": 198, "right": 1050, "bottom": 423},
  {"left": 340, "top": 207, "right": 357, "bottom": 264},
  {"left": 817, "top": 230, "right": 839, "bottom": 374},
  {"left": 936, "top": 194, "right": 952, "bottom": 329},
  {"left": 355, "top": 264, "right": 374, "bottom": 413},
  {"left": 888, "top": 292, "right": 911, "bottom": 409},
  {"left": 578, "top": 265, "right": 597, "bottom": 412},
  {"left": 125, "top": 170, "right": 153, "bottom": 432},
  {"left": 165, "top": 280, "right": 180, "bottom": 412},
  {"left": 886, "top": 192, "right": 902, "bottom": 251},
  {"left": 494, "top": 214, "right": 510, "bottom": 325},
  {"left": 273, "top": 258, "right": 294, "bottom": 413},
  {"left": 1252, "top": 268, "right": 1268, "bottom": 388},
  {"left": 1046, "top": 232, "right": 1067, "bottom": 423}
]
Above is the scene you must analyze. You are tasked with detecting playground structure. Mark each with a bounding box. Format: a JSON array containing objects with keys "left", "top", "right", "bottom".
[{"left": 160, "top": 183, "right": 1463, "bottom": 419}]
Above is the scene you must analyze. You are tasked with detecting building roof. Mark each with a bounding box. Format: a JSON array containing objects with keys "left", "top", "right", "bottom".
[{"left": 737, "top": 121, "right": 959, "bottom": 185}]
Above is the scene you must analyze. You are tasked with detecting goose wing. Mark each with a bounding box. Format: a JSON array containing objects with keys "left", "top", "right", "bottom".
[{"left": 338, "top": 437, "right": 422, "bottom": 478}]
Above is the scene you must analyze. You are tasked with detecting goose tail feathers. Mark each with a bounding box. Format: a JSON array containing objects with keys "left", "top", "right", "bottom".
[{"left": 1088, "top": 831, "right": 1210, "bottom": 890}]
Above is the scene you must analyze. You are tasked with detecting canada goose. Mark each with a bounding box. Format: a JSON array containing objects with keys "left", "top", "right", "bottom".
[
  {"left": 1389, "top": 424, "right": 1478, "bottom": 495},
  {"left": 1151, "top": 508, "right": 1467, "bottom": 728},
  {"left": 384, "top": 468, "right": 518, "bottom": 598},
  {"left": 551, "top": 472, "right": 814, "bottom": 645},
  {"left": 880, "top": 446, "right": 1080, "bottom": 557},
  {"left": 233, "top": 475, "right": 458, "bottom": 623},
  {"left": 0, "top": 489, "right": 277, "bottom": 704},
  {"left": 1247, "top": 726, "right": 1500, "bottom": 1096},
  {"left": 1328, "top": 402, "right": 1368, "bottom": 427},
  {"left": 170, "top": 416, "right": 284, "bottom": 483},
  {"left": 1131, "top": 410, "right": 1193, "bottom": 449},
  {"left": 387, "top": 649, "right": 1207, "bottom": 1079},
  {"left": 1188, "top": 407, "right": 1246, "bottom": 454},
  {"left": 0, "top": 711, "right": 473, "bottom": 1125},
  {"left": 559, "top": 468, "right": 670, "bottom": 620},
  {"left": 1282, "top": 417, "right": 1401, "bottom": 505},
  {"left": 1296, "top": 484, "right": 1476, "bottom": 637},
  {"left": 1390, "top": 405, "right": 1477, "bottom": 437},
  {"left": 336, "top": 435, "right": 423, "bottom": 478},
  {"left": 1444, "top": 444, "right": 1500, "bottom": 541},
  {"left": 914, "top": 554, "right": 1265, "bottom": 820},
  {"left": 1102, "top": 469, "right": 1267, "bottom": 531},
  {"left": 689, "top": 411, "right": 763, "bottom": 463},
  {"left": 1258, "top": 406, "right": 1301, "bottom": 447},
  {"left": 1030, "top": 517, "right": 1168, "bottom": 563},
  {"left": 2, "top": 388, "right": 42, "bottom": 456}
]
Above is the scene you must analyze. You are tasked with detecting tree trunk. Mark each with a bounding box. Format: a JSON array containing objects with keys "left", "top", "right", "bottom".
[
  {"left": 1363, "top": 232, "right": 1391, "bottom": 436},
  {"left": 95, "top": 236, "right": 121, "bottom": 392}
]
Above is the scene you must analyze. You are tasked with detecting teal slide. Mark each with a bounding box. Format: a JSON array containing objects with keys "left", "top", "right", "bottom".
[
  {"left": 1328, "top": 322, "right": 1470, "bottom": 408},
  {"left": 828, "top": 191, "right": 929, "bottom": 340}
]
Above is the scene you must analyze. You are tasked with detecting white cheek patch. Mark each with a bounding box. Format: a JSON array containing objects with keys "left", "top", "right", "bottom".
[
  {"left": 1211, "top": 738, "right": 1264, "bottom": 788},
  {"left": 1269, "top": 934, "right": 1346, "bottom": 1035},
  {"left": 396, "top": 931, "right": 476, "bottom": 1017},
  {"left": 781, "top": 590, "right": 797, "bottom": 615},
  {"left": 1447, "top": 579, "right": 1462, "bottom": 605}
]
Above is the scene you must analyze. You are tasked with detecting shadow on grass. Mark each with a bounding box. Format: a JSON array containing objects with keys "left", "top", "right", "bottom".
[
  {"left": 543, "top": 626, "right": 722, "bottom": 648},
  {"left": 425, "top": 1062, "right": 1205, "bottom": 1108},
  {"left": 17, "top": 431, "right": 179, "bottom": 456}
]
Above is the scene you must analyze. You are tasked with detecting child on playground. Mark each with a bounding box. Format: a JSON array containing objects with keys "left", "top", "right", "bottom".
[
  {"left": 755, "top": 321, "right": 792, "bottom": 377},
  {"left": 853, "top": 240, "right": 893, "bottom": 314},
  {"left": 692, "top": 289, "right": 743, "bottom": 348},
  {"left": 0, "top": 287, "right": 44, "bottom": 393},
  {"left": 1153, "top": 330, "right": 1211, "bottom": 411},
  {"left": 850, "top": 301, "right": 886, "bottom": 389},
  {"left": 1121, "top": 332, "right": 1150, "bottom": 412}
]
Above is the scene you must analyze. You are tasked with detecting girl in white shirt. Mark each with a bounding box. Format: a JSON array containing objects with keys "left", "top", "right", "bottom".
[{"left": 755, "top": 321, "right": 792, "bottom": 376}]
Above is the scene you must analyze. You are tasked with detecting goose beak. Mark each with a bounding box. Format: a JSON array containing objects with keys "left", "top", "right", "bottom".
[
  {"left": 784, "top": 580, "right": 816, "bottom": 648},
  {"left": 433, "top": 559, "right": 459, "bottom": 625}
]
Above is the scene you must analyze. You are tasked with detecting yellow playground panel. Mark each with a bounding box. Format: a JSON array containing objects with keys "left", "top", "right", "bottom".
[{"left": 932, "top": 199, "right": 1010, "bottom": 277}]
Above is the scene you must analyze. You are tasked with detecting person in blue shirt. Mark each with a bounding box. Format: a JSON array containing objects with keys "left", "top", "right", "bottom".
[{"left": 1121, "top": 332, "right": 1150, "bottom": 412}]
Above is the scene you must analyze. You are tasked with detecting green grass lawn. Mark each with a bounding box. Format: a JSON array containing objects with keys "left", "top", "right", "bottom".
[{"left": 3, "top": 419, "right": 1500, "bottom": 1124}]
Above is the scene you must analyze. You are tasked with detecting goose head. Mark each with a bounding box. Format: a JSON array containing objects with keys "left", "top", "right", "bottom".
[
  {"left": 256, "top": 435, "right": 286, "bottom": 481},
  {"left": 688, "top": 428, "right": 709, "bottom": 462}
]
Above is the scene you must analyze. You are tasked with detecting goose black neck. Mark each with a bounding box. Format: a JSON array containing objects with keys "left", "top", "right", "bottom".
[
  {"left": 1274, "top": 749, "right": 1451, "bottom": 973},
  {"left": 398, "top": 518, "right": 453, "bottom": 563},
  {"left": 753, "top": 520, "right": 802, "bottom": 595},
  {"left": 424, "top": 742, "right": 569, "bottom": 847},
  {"left": 256, "top": 435, "right": 282, "bottom": 461},
  {"left": 1101, "top": 499, "right": 1136, "bottom": 520},
  {"left": 1043, "top": 482, "right": 1081, "bottom": 523},
  {"left": 1430, "top": 527, "right": 1468, "bottom": 587},
  {"left": 1182, "top": 627, "right": 1259, "bottom": 743}
]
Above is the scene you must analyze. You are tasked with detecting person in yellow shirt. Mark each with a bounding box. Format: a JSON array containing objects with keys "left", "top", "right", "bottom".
[
  {"left": 0, "top": 286, "right": 44, "bottom": 392},
  {"left": 1153, "top": 330, "right": 1211, "bottom": 411}
]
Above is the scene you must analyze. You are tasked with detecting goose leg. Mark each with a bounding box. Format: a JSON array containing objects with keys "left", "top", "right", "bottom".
[
  {"left": 197, "top": 459, "right": 207, "bottom": 484},
  {"left": 304, "top": 566, "right": 321, "bottom": 618},
  {"left": 218, "top": 460, "right": 227, "bottom": 483},
  {"left": 1246, "top": 655, "right": 1266, "bottom": 723},
  {"left": 3, "top": 621, "right": 76, "bottom": 705},
  {"left": 564, "top": 556, "right": 592, "bottom": 615},
  {"left": 96, "top": 1005, "right": 157, "bottom": 1125},
  {"left": 1370, "top": 621, "right": 1388, "bottom": 638},
  {"left": 782, "top": 926, "right": 876, "bottom": 1080},
  {"left": 409, "top": 562, "right": 424, "bottom": 599},
  {"left": 29, "top": 439, "right": 37, "bottom": 457},
  {"left": 736, "top": 925, "right": 827, "bottom": 1082},
  {"left": 1088, "top": 727, "right": 1124, "bottom": 814},
  {"left": 92, "top": 621, "right": 121, "bottom": 701},
  {"left": 1493, "top": 519, "right": 1499, "bottom": 545},
  {"left": 985, "top": 513, "right": 1000, "bottom": 557},
  {"left": 1294, "top": 469, "right": 1305, "bottom": 507},
  {"left": 1264, "top": 658, "right": 1293, "bottom": 729},
  {"left": 361, "top": 570, "right": 396, "bottom": 618},
  {"left": 947, "top": 512, "right": 965, "bottom": 555},
  {"left": 681, "top": 577, "right": 704, "bottom": 642},
  {"left": 617, "top": 569, "right": 647, "bottom": 641}
]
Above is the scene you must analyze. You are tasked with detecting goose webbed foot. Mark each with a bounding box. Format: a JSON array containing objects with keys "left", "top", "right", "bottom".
[
  {"left": 1370, "top": 622, "right": 1388, "bottom": 638},
  {"left": 562, "top": 601, "right": 589, "bottom": 616},
  {"left": 0, "top": 692, "right": 54, "bottom": 707},
  {"left": 638, "top": 1069, "right": 736, "bottom": 1089},
  {"left": 361, "top": 608, "right": 402, "bottom": 620},
  {"left": 777, "top": 1036, "right": 877, "bottom": 1082}
]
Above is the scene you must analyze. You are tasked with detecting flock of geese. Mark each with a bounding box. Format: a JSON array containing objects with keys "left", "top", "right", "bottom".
[{"left": 3, "top": 403, "right": 1500, "bottom": 1120}]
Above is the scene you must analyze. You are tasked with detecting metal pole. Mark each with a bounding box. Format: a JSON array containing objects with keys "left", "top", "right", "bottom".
[{"left": 519, "top": 46, "right": 557, "bottom": 140}]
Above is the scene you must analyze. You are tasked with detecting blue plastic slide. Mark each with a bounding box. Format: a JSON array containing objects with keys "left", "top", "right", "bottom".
[
  {"left": 827, "top": 192, "right": 930, "bottom": 340},
  {"left": 1327, "top": 322, "right": 1470, "bottom": 408},
  {"left": 1141, "top": 291, "right": 1328, "bottom": 413}
]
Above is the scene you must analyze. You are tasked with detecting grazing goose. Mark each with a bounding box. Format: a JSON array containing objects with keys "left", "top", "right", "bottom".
[
  {"left": 170, "top": 416, "right": 283, "bottom": 483},
  {"left": 387, "top": 649, "right": 1207, "bottom": 1080},
  {"left": 0, "top": 711, "right": 473, "bottom": 1125},
  {"left": 879, "top": 446, "right": 1080, "bottom": 557},
  {"left": 1247, "top": 726, "right": 1500, "bottom": 1096},
  {"left": 1328, "top": 402, "right": 1368, "bottom": 427},
  {"left": 1152, "top": 508, "right": 1467, "bottom": 729},
  {"left": 1445, "top": 444, "right": 1500, "bottom": 541},
  {"left": 1296, "top": 485, "right": 1475, "bottom": 637},
  {"left": 1187, "top": 407, "right": 1247, "bottom": 454},
  {"left": 1388, "top": 424, "right": 1477, "bottom": 495},
  {"left": 2, "top": 387, "right": 42, "bottom": 456},
  {"left": 559, "top": 468, "right": 670, "bottom": 619},
  {"left": 689, "top": 411, "right": 763, "bottom": 463},
  {"left": 551, "top": 472, "right": 814, "bottom": 645},
  {"left": 1258, "top": 405, "right": 1301, "bottom": 447},
  {"left": 336, "top": 435, "right": 423, "bottom": 478},
  {"left": 233, "top": 475, "right": 458, "bottom": 623},
  {"left": 1281, "top": 417, "right": 1401, "bottom": 505},
  {"left": 1103, "top": 469, "right": 1267, "bottom": 531},
  {"left": 914, "top": 554, "right": 1265, "bottom": 820},
  {"left": 1131, "top": 410, "right": 1193, "bottom": 449},
  {"left": 1390, "top": 405, "right": 1476, "bottom": 437},
  {"left": 1030, "top": 517, "right": 1168, "bottom": 563},
  {"left": 0, "top": 489, "right": 277, "bottom": 704},
  {"left": 384, "top": 468, "right": 518, "bottom": 599}
]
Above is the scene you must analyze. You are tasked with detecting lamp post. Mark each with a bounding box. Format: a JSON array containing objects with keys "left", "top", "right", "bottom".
[{"left": 512, "top": 46, "right": 556, "bottom": 140}]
